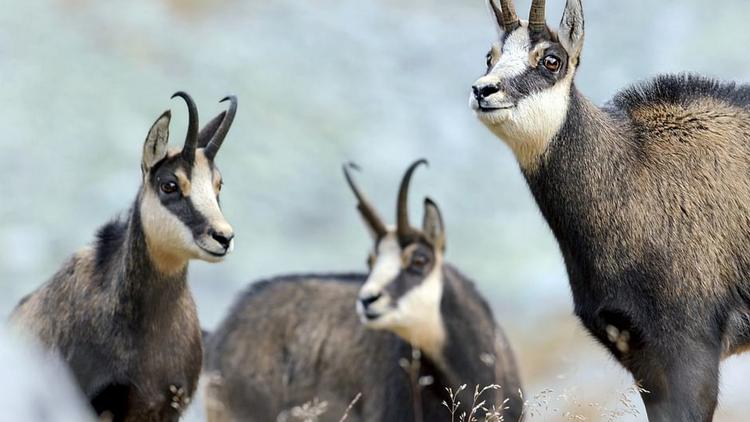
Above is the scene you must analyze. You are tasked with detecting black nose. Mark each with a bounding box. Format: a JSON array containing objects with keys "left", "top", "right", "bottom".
[
  {"left": 472, "top": 83, "right": 500, "bottom": 100},
  {"left": 210, "top": 229, "right": 234, "bottom": 250},
  {"left": 359, "top": 293, "right": 381, "bottom": 308}
]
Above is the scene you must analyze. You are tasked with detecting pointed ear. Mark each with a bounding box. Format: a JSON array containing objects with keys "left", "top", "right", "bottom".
[
  {"left": 486, "top": 0, "right": 505, "bottom": 36},
  {"left": 559, "top": 0, "right": 585, "bottom": 62},
  {"left": 422, "top": 197, "right": 445, "bottom": 251},
  {"left": 197, "top": 111, "right": 226, "bottom": 149},
  {"left": 142, "top": 110, "right": 171, "bottom": 171}
]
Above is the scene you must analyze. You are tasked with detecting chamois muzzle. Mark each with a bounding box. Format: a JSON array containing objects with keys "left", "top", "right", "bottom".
[
  {"left": 473, "top": 84, "right": 501, "bottom": 101},
  {"left": 209, "top": 228, "right": 234, "bottom": 251}
]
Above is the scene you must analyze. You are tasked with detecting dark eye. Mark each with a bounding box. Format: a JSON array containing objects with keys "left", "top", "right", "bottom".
[
  {"left": 367, "top": 253, "right": 376, "bottom": 269},
  {"left": 486, "top": 51, "right": 493, "bottom": 69},
  {"left": 161, "top": 181, "right": 178, "bottom": 194},
  {"left": 542, "top": 55, "right": 561, "bottom": 72},
  {"left": 410, "top": 253, "right": 429, "bottom": 269}
]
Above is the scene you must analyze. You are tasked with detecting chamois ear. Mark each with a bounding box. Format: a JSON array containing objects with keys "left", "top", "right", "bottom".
[
  {"left": 559, "top": 0, "right": 585, "bottom": 62},
  {"left": 422, "top": 197, "right": 445, "bottom": 252},
  {"left": 142, "top": 110, "right": 171, "bottom": 171},
  {"left": 197, "top": 111, "right": 226, "bottom": 149}
]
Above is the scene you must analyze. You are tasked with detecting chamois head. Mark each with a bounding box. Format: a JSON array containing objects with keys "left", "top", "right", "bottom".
[
  {"left": 471, "top": 0, "right": 585, "bottom": 169},
  {"left": 139, "top": 92, "right": 237, "bottom": 273},
  {"left": 344, "top": 160, "right": 447, "bottom": 353}
]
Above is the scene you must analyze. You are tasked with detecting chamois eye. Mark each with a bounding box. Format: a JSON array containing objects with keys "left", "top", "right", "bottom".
[
  {"left": 410, "top": 253, "right": 429, "bottom": 270},
  {"left": 542, "top": 55, "right": 561, "bottom": 72},
  {"left": 486, "top": 51, "right": 493, "bottom": 69},
  {"left": 161, "top": 181, "right": 178, "bottom": 194}
]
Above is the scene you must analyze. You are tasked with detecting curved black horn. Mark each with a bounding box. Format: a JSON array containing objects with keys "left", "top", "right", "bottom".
[
  {"left": 496, "top": 0, "right": 520, "bottom": 32},
  {"left": 343, "top": 162, "right": 388, "bottom": 238},
  {"left": 204, "top": 95, "right": 237, "bottom": 160},
  {"left": 171, "top": 91, "right": 199, "bottom": 164},
  {"left": 396, "top": 159, "right": 428, "bottom": 242},
  {"left": 529, "top": 0, "right": 546, "bottom": 33}
]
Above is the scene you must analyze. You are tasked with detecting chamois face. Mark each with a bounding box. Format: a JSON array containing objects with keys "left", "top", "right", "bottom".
[
  {"left": 344, "top": 160, "right": 448, "bottom": 354},
  {"left": 470, "top": 0, "right": 584, "bottom": 169},
  {"left": 139, "top": 94, "right": 237, "bottom": 273},
  {"left": 357, "top": 226, "right": 444, "bottom": 335}
]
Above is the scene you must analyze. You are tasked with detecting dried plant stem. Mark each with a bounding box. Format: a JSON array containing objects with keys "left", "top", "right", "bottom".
[{"left": 338, "top": 392, "right": 362, "bottom": 422}]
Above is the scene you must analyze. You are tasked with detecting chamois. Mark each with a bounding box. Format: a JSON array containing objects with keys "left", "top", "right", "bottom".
[
  {"left": 471, "top": 0, "right": 750, "bottom": 420},
  {"left": 202, "top": 160, "right": 523, "bottom": 422},
  {"left": 10, "top": 92, "right": 238, "bottom": 422}
]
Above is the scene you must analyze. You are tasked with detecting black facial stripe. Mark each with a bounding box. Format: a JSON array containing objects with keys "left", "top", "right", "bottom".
[
  {"left": 493, "top": 46, "right": 570, "bottom": 102},
  {"left": 160, "top": 191, "right": 210, "bottom": 238},
  {"left": 382, "top": 241, "right": 436, "bottom": 302},
  {"left": 497, "top": 69, "right": 552, "bottom": 99},
  {"left": 148, "top": 155, "right": 212, "bottom": 239}
]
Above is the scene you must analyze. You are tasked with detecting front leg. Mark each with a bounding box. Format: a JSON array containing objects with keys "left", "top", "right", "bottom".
[
  {"left": 634, "top": 343, "right": 719, "bottom": 422},
  {"left": 168, "top": 384, "right": 190, "bottom": 412},
  {"left": 127, "top": 384, "right": 191, "bottom": 422},
  {"left": 591, "top": 309, "right": 720, "bottom": 422},
  {"left": 616, "top": 330, "right": 720, "bottom": 422}
]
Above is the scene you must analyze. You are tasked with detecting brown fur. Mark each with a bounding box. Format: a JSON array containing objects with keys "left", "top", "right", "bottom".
[{"left": 203, "top": 271, "right": 523, "bottom": 422}]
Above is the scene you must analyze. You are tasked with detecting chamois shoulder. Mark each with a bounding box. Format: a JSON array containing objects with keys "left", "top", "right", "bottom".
[
  {"left": 612, "top": 73, "right": 750, "bottom": 113},
  {"left": 442, "top": 264, "right": 494, "bottom": 315},
  {"left": 93, "top": 216, "right": 128, "bottom": 271}
]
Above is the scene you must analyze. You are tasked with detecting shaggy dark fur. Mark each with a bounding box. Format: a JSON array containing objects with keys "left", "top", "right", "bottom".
[
  {"left": 203, "top": 270, "right": 523, "bottom": 422},
  {"left": 523, "top": 74, "right": 750, "bottom": 421}
]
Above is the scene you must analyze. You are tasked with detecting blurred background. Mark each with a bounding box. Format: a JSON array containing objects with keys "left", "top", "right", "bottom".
[{"left": 2, "top": 0, "right": 750, "bottom": 420}]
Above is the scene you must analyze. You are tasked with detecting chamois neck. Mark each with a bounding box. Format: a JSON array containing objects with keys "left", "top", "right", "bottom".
[
  {"left": 107, "top": 196, "right": 189, "bottom": 317},
  {"left": 430, "top": 265, "right": 498, "bottom": 389},
  {"left": 522, "top": 88, "right": 634, "bottom": 294}
]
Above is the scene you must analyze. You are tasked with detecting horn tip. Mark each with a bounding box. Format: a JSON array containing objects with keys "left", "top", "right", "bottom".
[
  {"left": 220, "top": 94, "right": 237, "bottom": 104},
  {"left": 170, "top": 91, "right": 188, "bottom": 99}
]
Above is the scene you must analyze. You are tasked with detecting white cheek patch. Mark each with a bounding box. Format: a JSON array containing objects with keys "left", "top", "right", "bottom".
[
  {"left": 140, "top": 186, "right": 197, "bottom": 271},
  {"left": 192, "top": 151, "right": 232, "bottom": 237},
  {"left": 360, "top": 236, "right": 448, "bottom": 362},
  {"left": 489, "top": 70, "right": 574, "bottom": 169},
  {"left": 389, "top": 262, "right": 447, "bottom": 361},
  {"left": 359, "top": 233, "right": 402, "bottom": 299}
]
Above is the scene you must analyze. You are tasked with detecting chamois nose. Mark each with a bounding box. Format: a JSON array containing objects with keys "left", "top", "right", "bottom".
[
  {"left": 472, "top": 83, "right": 500, "bottom": 100},
  {"left": 210, "top": 229, "right": 234, "bottom": 250},
  {"left": 359, "top": 293, "right": 381, "bottom": 309}
]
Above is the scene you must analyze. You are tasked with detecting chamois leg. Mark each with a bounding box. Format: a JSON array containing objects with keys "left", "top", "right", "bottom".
[{"left": 632, "top": 341, "right": 719, "bottom": 422}]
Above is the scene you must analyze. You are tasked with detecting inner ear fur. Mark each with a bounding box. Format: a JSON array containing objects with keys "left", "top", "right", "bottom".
[
  {"left": 559, "top": 0, "right": 585, "bottom": 61},
  {"left": 142, "top": 110, "right": 171, "bottom": 172},
  {"left": 422, "top": 197, "right": 445, "bottom": 252}
]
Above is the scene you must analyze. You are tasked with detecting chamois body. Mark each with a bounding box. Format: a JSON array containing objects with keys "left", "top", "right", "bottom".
[
  {"left": 11, "top": 92, "right": 238, "bottom": 421},
  {"left": 203, "top": 271, "right": 521, "bottom": 422},
  {"left": 203, "top": 161, "right": 522, "bottom": 422},
  {"left": 529, "top": 76, "right": 750, "bottom": 414},
  {"left": 471, "top": 0, "right": 750, "bottom": 419},
  {"left": 12, "top": 214, "right": 202, "bottom": 421}
]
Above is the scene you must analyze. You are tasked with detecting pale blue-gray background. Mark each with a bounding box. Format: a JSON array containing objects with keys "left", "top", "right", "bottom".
[{"left": 1, "top": 0, "right": 749, "bottom": 420}]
